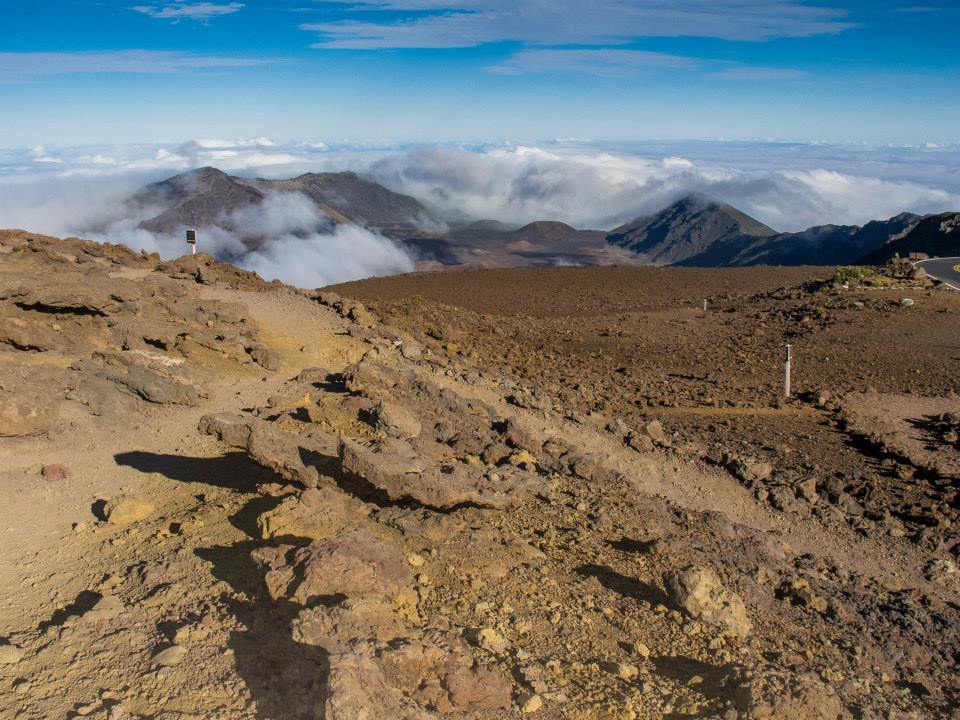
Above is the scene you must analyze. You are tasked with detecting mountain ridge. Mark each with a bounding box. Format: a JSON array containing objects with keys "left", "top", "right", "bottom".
[
  {"left": 120, "top": 168, "right": 956, "bottom": 269},
  {"left": 860, "top": 212, "right": 960, "bottom": 263}
]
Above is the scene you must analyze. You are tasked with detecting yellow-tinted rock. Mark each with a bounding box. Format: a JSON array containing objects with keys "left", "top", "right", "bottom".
[{"left": 104, "top": 495, "right": 154, "bottom": 525}]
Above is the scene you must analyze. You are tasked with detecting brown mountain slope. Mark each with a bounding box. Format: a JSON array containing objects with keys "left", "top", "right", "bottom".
[
  {"left": 861, "top": 212, "right": 960, "bottom": 263},
  {"left": 607, "top": 194, "right": 776, "bottom": 265},
  {"left": 132, "top": 167, "right": 266, "bottom": 234},
  {"left": 259, "top": 171, "right": 441, "bottom": 237}
]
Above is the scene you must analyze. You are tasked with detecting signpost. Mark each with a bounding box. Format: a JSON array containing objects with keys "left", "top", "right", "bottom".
[
  {"left": 784, "top": 344, "right": 793, "bottom": 399},
  {"left": 186, "top": 229, "right": 197, "bottom": 255}
]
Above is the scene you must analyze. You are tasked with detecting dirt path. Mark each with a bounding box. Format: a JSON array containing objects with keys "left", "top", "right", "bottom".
[{"left": 0, "top": 286, "right": 368, "bottom": 719}]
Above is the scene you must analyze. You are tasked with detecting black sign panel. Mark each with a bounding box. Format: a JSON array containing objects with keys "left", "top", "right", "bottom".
[{"left": 186, "top": 230, "right": 197, "bottom": 244}]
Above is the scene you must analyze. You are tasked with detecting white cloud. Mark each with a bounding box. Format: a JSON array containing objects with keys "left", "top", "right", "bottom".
[
  {"left": 0, "top": 163, "right": 413, "bottom": 288},
  {"left": 239, "top": 222, "right": 415, "bottom": 288},
  {"left": 304, "top": 0, "right": 855, "bottom": 48},
  {"left": 1, "top": 139, "right": 959, "bottom": 285},
  {"left": 130, "top": 2, "right": 244, "bottom": 21},
  {"left": 365, "top": 143, "right": 960, "bottom": 231},
  {"left": 86, "top": 191, "right": 413, "bottom": 287},
  {"left": 487, "top": 49, "right": 698, "bottom": 76},
  {"left": 193, "top": 136, "right": 276, "bottom": 149},
  {"left": 0, "top": 50, "right": 265, "bottom": 82}
]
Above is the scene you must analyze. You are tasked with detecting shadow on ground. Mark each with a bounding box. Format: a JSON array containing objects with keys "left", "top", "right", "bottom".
[
  {"left": 115, "top": 450, "right": 330, "bottom": 718},
  {"left": 197, "top": 540, "right": 330, "bottom": 720},
  {"left": 575, "top": 563, "right": 671, "bottom": 607},
  {"left": 114, "top": 451, "right": 274, "bottom": 493}
]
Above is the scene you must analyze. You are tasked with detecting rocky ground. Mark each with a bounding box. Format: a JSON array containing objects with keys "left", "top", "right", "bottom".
[{"left": 0, "top": 232, "right": 957, "bottom": 719}]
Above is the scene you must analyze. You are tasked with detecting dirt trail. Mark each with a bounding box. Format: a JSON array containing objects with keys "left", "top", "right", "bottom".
[
  {"left": 0, "top": 265, "right": 369, "bottom": 718},
  {"left": 0, "top": 286, "right": 354, "bottom": 595}
]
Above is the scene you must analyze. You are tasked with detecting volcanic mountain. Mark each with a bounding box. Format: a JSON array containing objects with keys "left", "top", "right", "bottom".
[
  {"left": 131, "top": 167, "right": 267, "bottom": 235},
  {"left": 261, "top": 171, "right": 440, "bottom": 238},
  {"left": 606, "top": 194, "right": 777, "bottom": 265},
  {"left": 129, "top": 167, "right": 441, "bottom": 239}
]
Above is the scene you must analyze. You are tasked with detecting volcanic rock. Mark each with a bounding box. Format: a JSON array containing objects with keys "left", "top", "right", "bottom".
[
  {"left": 340, "top": 437, "right": 542, "bottom": 510},
  {"left": 665, "top": 565, "right": 752, "bottom": 638},
  {"left": 257, "top": 530, "right": 412, "bottom": 604}
]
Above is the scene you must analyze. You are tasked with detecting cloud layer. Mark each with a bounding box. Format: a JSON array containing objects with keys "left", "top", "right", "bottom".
[
  {"left": 487, "top": 49, "right": 699, "bottom": 77},
  {"left": 366, "top": 144, "right": 960, "bottom": 231},
  {"left": 304, "top": 0, "right": 855, "bottom": 48},
  {"left": 1, "top": 137, "right": 958, "bottom": 288}
]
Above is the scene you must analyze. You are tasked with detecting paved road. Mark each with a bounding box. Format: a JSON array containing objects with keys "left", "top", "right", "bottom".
[{"left": 916, "top": 257, "right": 960, "bottom": 290}]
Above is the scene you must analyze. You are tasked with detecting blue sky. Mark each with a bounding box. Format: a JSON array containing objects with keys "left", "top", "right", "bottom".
[{"left": 1, "top": 1, "right": 958, "bottom": 146}]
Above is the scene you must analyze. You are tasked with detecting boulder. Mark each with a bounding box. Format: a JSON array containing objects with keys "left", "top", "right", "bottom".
[
  {"left": 41, "top": 464, "right": 72, "bottom": 482},
  {"left": 0, "top": 319, "right": 65, "bottom": 352},
  {"left": 642, "top": 419, "right": 670, "bottom": 446},
  {"left": 664, "top": 565, "right": 752, "bottom": 638},
  {"left": 198, "top": 413, "right": 320, "bottom": 488},
  {"left": 247, "top": 343, "right": 281, "bottom": 370},
  {"left": 293, "top": 598, "right": 410, "bottom": 652},
  {"left": 378, "top": 639, "right": 513, "bottom": 713},
  {"left": 325, "top": 651, "right": 433, "bottom": 720},
  {"left": 198, "top": 413, "right": 253, "bottom": 449},
  {"left": 245, "top": 422, "right": 321, "bottom": 488},
  {"left": 5, "top": 285, "right": 117, "bottom": 316},
  {"left": 103, "top": 495, "right": 154, "bottom": 525},
  {"left": 77, "top": 360, "right": 200, "bottom": 406}
]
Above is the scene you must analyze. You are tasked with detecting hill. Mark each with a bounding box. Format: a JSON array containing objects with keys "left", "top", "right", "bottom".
[{"left": 405, "top": 218, "right": 637, "bottom": 268}]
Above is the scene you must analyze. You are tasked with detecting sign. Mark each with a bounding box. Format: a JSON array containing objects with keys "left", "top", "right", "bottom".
[{"left": 186, "top": 230, "right": 197, "bottom": 244}]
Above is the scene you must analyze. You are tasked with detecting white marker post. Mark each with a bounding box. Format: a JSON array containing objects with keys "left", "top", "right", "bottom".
[
  {"left": 784, "top": 343, "right": 793, "bottom": 399},
  {"left": 703, "top": 299, "right": 708, "bottom": 312},
  {"left": 186, "top": 229, "right": 197, "bottom": 255}
]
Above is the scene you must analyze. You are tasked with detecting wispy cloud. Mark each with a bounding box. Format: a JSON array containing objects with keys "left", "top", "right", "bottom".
[
  {"left": 130, "top": 2, "right": 244, "bottom": 21},
  {"left": 0, "top": 50, "right": 266, "bottom": 82},
  {"left": 488, "top": 49, "right": 699, "bottom": 77},
  {"left": 304, "top": 0, "right": 855, "bottom": 48},
  {"left": 711, "top": 66, "right": 807, "bottom": 81}
]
